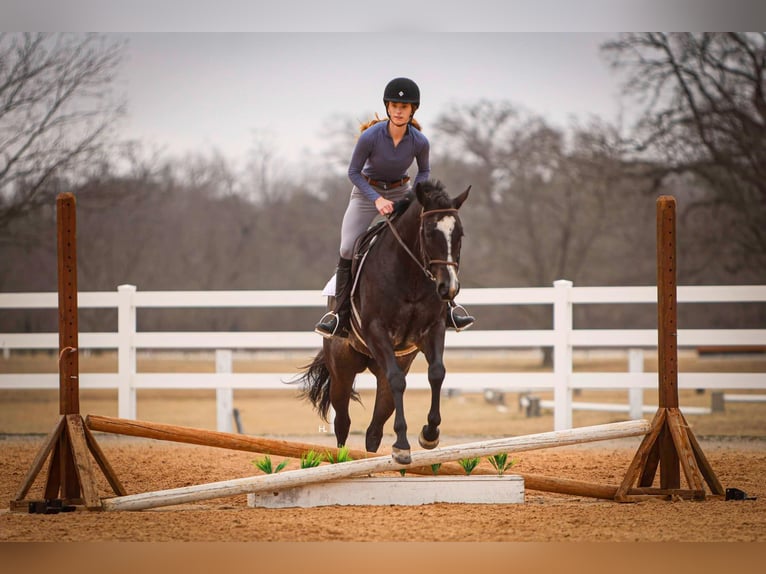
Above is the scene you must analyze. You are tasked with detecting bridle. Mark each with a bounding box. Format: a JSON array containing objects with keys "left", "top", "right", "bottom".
[{"left": 385, "top": 207, "right": 460, "bottom": 282}]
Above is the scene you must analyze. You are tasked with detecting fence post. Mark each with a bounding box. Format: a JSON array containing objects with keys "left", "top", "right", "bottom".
[
  {"left": 117, "top": 284, "right": 137, "bottom": 420},
  {"left": 628, "top": 348, "right": 644, "bottom": 419},
  {"left": 710, "top": 391, "right": 725, "bottom": 413},
  {"left": 552, "top": 279, "right": 573, "bottom": 431},
  {"left": 215, "top": 350, "right": 234, "bottom": 433}
]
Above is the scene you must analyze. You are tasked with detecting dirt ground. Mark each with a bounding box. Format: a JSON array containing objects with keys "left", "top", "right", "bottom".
[
  {"left": 1, "top": 351, "right": 765, "bottom": 549},
  {"left": 1, "top": 432, "right": 765, "bottom": 543}
]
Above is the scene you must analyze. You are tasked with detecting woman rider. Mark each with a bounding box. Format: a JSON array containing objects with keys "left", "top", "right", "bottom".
[{"left": 314, "top": 77, "right": 474, "bottom": 338}]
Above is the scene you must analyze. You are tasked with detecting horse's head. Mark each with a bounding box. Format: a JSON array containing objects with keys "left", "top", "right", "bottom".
[{"left": 414, "top": 180, "right": 471, "bottom": 301}]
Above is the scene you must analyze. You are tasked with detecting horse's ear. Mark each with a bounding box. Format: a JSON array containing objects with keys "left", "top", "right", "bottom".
[{"left": 452, "top": 185, "right": 471, "bottom": 210}]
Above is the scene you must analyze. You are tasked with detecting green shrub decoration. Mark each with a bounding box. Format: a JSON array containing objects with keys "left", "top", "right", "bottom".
[
  {"left": 457, "top": 457, "right": 480, "bottom": 475},
  {"left": 300, "top": 450, "right": 325, "bottom": 469},
  {"left": 487, "top": 453, "right": 516, "bottom": 476},
  {"left": 430, "top": 463, "right": 442, "bottom": 476},
  {"left": 325, "top": 445, "right": 353, "bottom": 464},
  {"left": 252, "top": 455, "right": 288, "bottom": 474}
]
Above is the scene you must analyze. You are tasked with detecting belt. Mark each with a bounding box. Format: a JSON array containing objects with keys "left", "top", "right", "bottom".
[{"left": 364, "top": 175, "right": 410, "bottom": 190}]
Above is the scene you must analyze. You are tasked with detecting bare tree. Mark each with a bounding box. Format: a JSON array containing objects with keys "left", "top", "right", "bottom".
[
  {"left": 319, "top": 113, "right": 360, "bottom": 178},
  {"left": 0, "top": 33, "right": 125, "bottom": 241},
  {"left": 602, "top": 33, "right": 766, "bottom": 271},
  {"left": 242, "top": 129, "right": 288, "bottom": 205},
  {"left": 435, "top": 101, "right": 644, "bottom": 288}
]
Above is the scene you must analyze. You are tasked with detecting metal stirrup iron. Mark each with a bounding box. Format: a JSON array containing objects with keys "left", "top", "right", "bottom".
[
  {"left": 449, "top": 303, "right": 474, "bottom": 332},
  {"left": 315, "top": 311, "right": 339, "bottom": 337}
]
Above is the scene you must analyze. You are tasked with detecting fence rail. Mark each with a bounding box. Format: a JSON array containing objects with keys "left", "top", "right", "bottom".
[{"left": 2, "top": 282, "right": 765, "bottom": 431}]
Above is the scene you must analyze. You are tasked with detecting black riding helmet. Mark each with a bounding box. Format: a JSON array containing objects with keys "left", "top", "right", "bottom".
[{"left": 383, "top": 77, "right": 420, "bottom": 113}]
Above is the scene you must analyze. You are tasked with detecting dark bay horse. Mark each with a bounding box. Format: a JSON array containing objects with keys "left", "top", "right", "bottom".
[{"left": 298, "top": 180, "right": 470, "bottom": 464}]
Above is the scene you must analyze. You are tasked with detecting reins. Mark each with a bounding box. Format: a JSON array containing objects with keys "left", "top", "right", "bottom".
[{"left": 384, "top": 207, "right": 459, "bottom": 282}]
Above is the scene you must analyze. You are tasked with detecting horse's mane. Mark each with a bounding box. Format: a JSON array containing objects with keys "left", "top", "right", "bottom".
[
  {"left": 417, "top": 179, "right": 453, "bottom": 210},
  {"left": 389, "top": 180, "right": 454, "bottom": 222}
]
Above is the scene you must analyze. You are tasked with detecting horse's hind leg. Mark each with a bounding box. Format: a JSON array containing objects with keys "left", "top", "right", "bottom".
[
  {"left": 329, "top": 380, "right": 352, "bottom": 448},
  {"left": 325, "top": 342, "right": 367, "bottom": 447}
]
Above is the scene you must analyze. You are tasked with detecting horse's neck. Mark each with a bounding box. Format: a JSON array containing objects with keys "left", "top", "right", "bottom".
[
  {"left": 393, "top": 207, "right": 422, "bottom": 245},
  {"left": 381, "top": 209, "right": 420, "bottom": 264}
]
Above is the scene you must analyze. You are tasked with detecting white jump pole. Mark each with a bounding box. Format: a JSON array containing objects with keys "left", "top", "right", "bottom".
[{"left": 102, "top": 419, "right": 650, "bottom": 511}]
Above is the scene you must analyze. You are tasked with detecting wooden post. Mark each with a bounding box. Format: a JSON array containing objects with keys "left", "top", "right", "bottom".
[
  {"left": 57, "top": 194, "right": 80, "bottom": 414},
  {"left": 656, "top": 196, "right": 679, "bottom": 409},
  {"left": 10, "top": 193, "right": 125, "bottom": 513},
  {"left": 656, "top": 196, "right": 681, "bottom": 488},
  {"left": 615, "top": 196, "right": 724, "bottom": 502}
]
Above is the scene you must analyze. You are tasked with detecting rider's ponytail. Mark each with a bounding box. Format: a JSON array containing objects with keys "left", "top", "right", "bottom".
[{"left": 360, "top": 113, "right": 422, "bottom": 133}]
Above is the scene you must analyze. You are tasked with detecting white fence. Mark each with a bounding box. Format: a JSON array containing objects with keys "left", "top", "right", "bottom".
[{"left": 1, "top": 281, "right": 765, "bottom": 431}]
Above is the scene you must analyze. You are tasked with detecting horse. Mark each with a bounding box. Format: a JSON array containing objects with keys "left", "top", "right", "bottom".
[{"left": 297, "top": 179, "right": 471, "bottom": 464}]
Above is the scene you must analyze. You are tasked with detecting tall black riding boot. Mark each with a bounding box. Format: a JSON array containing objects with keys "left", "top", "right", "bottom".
[
  {"left": 314, "top": 257, "right": 353, "bottom": 338},
  {"left": 446, "top": 301, "right": 475, "bottom": 332}
]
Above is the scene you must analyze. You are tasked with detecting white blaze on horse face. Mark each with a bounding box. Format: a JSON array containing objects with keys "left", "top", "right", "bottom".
[{"left": 435, "top": 215, "right": 459, "bottom": 297}]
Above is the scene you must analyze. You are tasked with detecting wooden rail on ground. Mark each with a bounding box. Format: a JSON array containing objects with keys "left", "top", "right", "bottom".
[
  {"left": 87, "top": 414, "right": 683, "bottom": 501},
  {"left": 99, "top": 419, "right": 651, "bottom": 511}
]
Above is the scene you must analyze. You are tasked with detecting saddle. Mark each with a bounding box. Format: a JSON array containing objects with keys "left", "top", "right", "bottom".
[{"left": 350, "top": 217, "right": 387, "bottom": 278}]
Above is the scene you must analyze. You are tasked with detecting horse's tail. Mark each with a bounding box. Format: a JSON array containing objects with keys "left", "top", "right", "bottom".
[{"left": 295, "top": 349, "right": 334, "bottom": 422}]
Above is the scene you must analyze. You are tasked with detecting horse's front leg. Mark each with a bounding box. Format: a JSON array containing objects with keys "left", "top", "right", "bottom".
[
  {"left": 418, "top": 323, "right": 447, "bottom": 450},
  {"left": 365, "top": 323, "right": 411, "bottom": 464},
  {"left": 365, "top": 352, "right": 418, "bottom": 453},
  {"left": 364, "top": 364, "right": 393, "bottom": 454}
]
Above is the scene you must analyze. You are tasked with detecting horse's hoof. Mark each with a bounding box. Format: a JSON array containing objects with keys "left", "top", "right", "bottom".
[
  {"left": 418, "top": 428, "right": 440, "bottom": 450},
  {"left": 391, "top": 447, "right": 412, "bottom": 465}
]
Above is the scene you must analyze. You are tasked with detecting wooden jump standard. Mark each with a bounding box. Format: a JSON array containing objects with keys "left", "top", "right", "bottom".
[
  {"left": 86, "top": 414, "right": 697, "bottom": 501},
  {"left": 10, "top": 193, "right": 125, "bottom": 512},
  {"left": 614, "top": 197, "right": 723, "bottom": 501},
  {"left": 99, "top": 419, "right": 650, "bottom": 511},
  {"left": 10, "top": 193, "right": 125, "bottom": 513}
]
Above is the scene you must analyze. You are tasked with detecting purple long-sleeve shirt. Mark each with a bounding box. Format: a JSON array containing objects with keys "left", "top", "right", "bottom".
[{"left": 347, "top": 120, "right": 431, "bottom": 202}]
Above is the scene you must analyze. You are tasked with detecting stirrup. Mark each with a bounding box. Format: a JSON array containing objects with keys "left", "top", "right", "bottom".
[
  {"left": 448, "top": 303, "right": 475, "bottom": 332},
  {"left": 314, "top": 311, "right": 339, "bottom": 338}
]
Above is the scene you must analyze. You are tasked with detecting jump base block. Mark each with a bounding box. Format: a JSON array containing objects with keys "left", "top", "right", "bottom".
[{"left": 247, "top": 475, "right": 524, "bottom": 508}]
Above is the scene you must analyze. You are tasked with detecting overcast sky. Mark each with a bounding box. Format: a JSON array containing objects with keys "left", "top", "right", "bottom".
[
  {"left": 113, "top": 33, "right": 625, "bottom": 166},
  {"left": 4, "top": 1, "right": 766, "bottom": 168}
]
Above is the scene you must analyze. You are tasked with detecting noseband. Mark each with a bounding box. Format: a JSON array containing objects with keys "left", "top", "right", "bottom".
[{"left": 385, "top": 207, "right": 460, "bottom": 282}]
